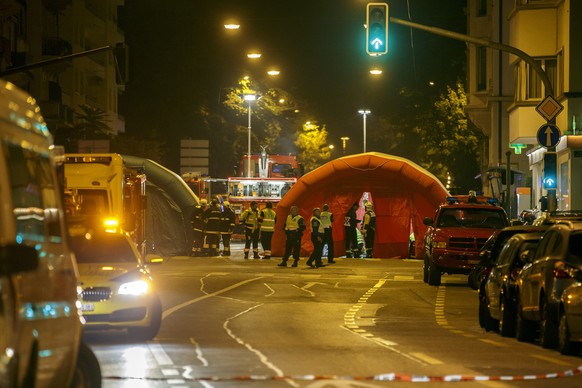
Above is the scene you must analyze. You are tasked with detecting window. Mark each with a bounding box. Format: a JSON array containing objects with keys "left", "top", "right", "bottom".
[
  {"left": 477, "top": 46, "right": 487, "bottom": 91},
  {"left": 3, "top": 142, "right": 62, "bottom": 243},
  {"left": 477, "top": 0, "right": 487, "bottom": 16},
  {"left": 519, "top": 56, "right": 561, "bottom": 102}
]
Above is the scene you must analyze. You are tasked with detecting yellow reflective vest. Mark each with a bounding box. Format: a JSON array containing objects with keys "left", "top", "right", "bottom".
[{"left": 260, "top": 208, "right": 276, "bottom": 232}]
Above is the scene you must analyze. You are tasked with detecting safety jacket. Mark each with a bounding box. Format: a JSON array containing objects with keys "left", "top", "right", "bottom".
[
  {"left": 221, "top": 207, "right": 236, "bottom": 234},
  {"left": 285, "top": 214, "right": 305, "bottom": 233},
  {"left": 320, "top": 211, "right": 333, "bottom": 229},
  {"left": 260, "top": 208, "right": 277, "bottom": 232},
  {"left": 192, "top": 205, "right": 206, "bottom": 232},
  {"left": 310, "top": 216, "right": 322, "bottom": 237},
  {"left": 204, "top": 205, "right": 223, "bottom": 235},
  {"left": 241, "top": 207, "right": 260, "bottom": 231},
  {"left": 362, "top": 210, "right": 376, "bottom": 232}
]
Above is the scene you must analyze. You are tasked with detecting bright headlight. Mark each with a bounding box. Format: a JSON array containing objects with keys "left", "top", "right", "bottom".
[{"left": 118, "top": 280, "right": 149, "bottom": 295}]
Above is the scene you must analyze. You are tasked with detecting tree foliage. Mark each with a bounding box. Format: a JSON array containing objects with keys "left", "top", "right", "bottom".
[{"left": 295, "top": 121, "right": 330, "bottom": 172}]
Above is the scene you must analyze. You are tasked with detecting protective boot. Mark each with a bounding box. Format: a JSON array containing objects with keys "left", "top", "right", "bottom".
[
  {"left": 253, "top": 250, "right": 260, "bottom": 259},
  {"left": 291, "top": 259, "right": 299, "bottom": 267}
]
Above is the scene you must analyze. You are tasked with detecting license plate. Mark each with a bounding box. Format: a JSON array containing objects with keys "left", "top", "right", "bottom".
[
  {"left": 81, "top": 303, "right": 94, "bottom": 312},
  {"left": 468, "top": 260, "right": 479, "bottom": 265}
]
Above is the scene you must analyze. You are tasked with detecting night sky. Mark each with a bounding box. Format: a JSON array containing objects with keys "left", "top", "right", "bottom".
[{"left": 120, "top": 0, "right": 467, "bottom": 171}]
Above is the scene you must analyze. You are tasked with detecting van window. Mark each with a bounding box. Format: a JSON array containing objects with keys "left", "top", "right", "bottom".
[{"left": 3, "top": 142, "right": 62, "bottom": 243}]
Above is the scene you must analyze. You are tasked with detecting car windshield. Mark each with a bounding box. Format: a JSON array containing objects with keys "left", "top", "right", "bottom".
[
  {"left": 71, "top": 234, "right": 138, "bottom": 264},
  {"left": 438, "top": 208, "right": 507, "bottom": 229}
]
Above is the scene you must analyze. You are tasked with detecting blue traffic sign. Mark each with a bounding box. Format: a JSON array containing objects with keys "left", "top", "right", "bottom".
[{"left": 536, "top": 123, "right": 561, "bottom": 148}]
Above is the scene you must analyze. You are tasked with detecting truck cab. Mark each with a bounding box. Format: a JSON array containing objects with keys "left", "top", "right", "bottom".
[{"left": 423, "top": 195, "right": 509, "bottom": 286}]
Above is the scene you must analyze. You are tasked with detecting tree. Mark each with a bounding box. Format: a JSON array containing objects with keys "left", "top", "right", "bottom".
[
  {"left": 295, "top": 121, "right": 330, "bottom": 172},
  {"left": 110, "top": 131, "right": 167, "bottom": 166},
  {"left": 74, "top": 104, "right": 112, "bottom": 139}
]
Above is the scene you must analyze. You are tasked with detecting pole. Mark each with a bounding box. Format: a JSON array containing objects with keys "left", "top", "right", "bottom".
[
  {"left": 505, "top": 150, "right": 511, "bottom": 219},
  {"left": 363, "top": 113, "right": 367, "bottom": 153},
  {"left": 247, "top": 101, "right": 252, "bottom": 178}
]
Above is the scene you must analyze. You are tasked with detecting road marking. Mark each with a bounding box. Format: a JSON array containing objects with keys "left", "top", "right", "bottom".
[
  {"left": 189, "top": 338, "right": 209, "bottom": 367},
  {"left": 292, "top": 284, "right": 315, "bottom": 297},
  {"left": 393, "top": 275, "right": 415, "bottom": 281},
  {"left": 479, "top": 339, "right": 509, "bottom": 347},
  {"left": 162, "top": 276, "right": 266, "bottom": 320},
  {"left": 531, "top": 354, "right": 573, "bottom": 366},
  {"left": 410, "top": 352, "right": 444, "bottom": 365},
  {"left": 162, "top": 369, "right": 180, "bottom": 376},
  {"left": 148, "top": 341, "right": 173, "bottom": 365},
  {"left": 263, "top": 283, "right": 275, "bottom": 297}
]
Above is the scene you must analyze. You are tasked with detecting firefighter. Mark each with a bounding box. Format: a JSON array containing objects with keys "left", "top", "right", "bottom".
[
  {"left": 361, "top": 202, "right": 376, "bottom": 258},
  {"left": 240, "top": 201, "right": 261, "bottom": 259},
  {"left": 191, "top": 199, "right": 208, "bottom": 257},
  {"left": 320, "top": 203, "right": 335, "bottom": 264},
  {"left": 344, "top": 202, "right": 360, "bottom": 258},
  {"left": 306, "top": 207, "right": 325, "bottom": 268},
  {"left": 203, "top": 198, "right": 223, "bottom": 257},
  {"left": 259, "top": 202, "right": 277, "bottom": 259},
  {"left": 278, "top": 205, "right": 306, "bottom": 267},
  {"left": 220, "top": 201, "right": 236, "bottom": 256}
]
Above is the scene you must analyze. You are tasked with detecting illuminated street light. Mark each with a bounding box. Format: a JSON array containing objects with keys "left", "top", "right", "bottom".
[
  {"left": 224, "top": 23, "right": 240, "bottom": 30},
  {"left": 242, "top": 92, "right": 258, "bottom": 177},
  {"left": 370, "top": 68, "right": 383, "bottom": 75},
  {"left": 358, "top": 109, "right": 371, "bottom": 153},
  {"left": 267, "top": 69, "right": 281, "bottom": 76},
  {"left": 341, "top": 136, "right": 350, "bottom": 155},
  {"left": 247, "top": 52, "right": 262, "bottom": 59}
]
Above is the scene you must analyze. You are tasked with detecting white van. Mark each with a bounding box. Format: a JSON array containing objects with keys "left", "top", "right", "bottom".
[{"left": 0, "top": 81, "right": 84, "bottom": 387}]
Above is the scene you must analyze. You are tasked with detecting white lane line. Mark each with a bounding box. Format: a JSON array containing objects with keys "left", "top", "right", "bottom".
[
  {"left": 263, "top": 283, "right": 275, "bottom": 297},
  {"left": 410, "top": 352, "right": 444, "bottom": 365},
  {"left": 162, "top": 369, "right": 180, "bottom": 376},
  {"left": 148, "top": 341, "right": 173, "bottom": 365},
  {"left": 292, "top": 284, "right": 315, "bottom": 297},
  {"left": 162, "top": 276, "right": 265, "bottom": 320},
  {"left": 189, "top": 338, "right": 209, "bottom": 367},
  {"left": 223, "top": 304, "right": 298, "bottom": 387}
]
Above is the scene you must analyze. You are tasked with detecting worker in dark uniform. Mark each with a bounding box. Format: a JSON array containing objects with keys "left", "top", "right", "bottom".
[
  {"left": 361, "top": 202, "right": 376, "bottom": 258},
  {"left": 344, "top": 202, "right": 360, "bottom": 258},
  {"left": 191, "top": 199, "right": 208, "bottom": 257},
  {"left": 259, "top": 202, "right": 277, "bottom": 259},
  {"left": 203, "top": 198, "right": 223, "bottom": 257},
  {"left": 278, "top": 205, "right": 305, "bottom": 267},
  {"left": 220, "top": 201, "right": 236, "bottom": 256},
  {"left": 306, "top": 207, "right": 325, "bottom": 268},
  {"left": 240, "top": 201, "right": 261, "bottom": 259},
  {"left": 320, "top": 203, "right": 335, "bottom": 264}
]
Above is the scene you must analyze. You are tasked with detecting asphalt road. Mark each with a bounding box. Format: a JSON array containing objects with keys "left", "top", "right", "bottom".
[{"left": 84, "top": 244, "right": 582, "bottom": 387}]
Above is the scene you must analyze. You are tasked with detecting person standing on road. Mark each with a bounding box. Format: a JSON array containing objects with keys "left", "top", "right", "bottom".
[
  {"left": 344, "top": 202, "right": 360, "bottom": 258},
  {"left": 306, "top": 207, "right": 325, "bottom": 268},
  {"left": 220, "top": 201, "right": 236, "bottom": 256},
  {"left": 191, "top": 199, "right": 208, "bottom": 257},
  {"left": 361, "top": 202, "right": 376, "bottom": 258},
  {"left": 320, "top": 203, "right": 335, "bottom": 264},
  {"left": 203, "top": 198, "right": 223, "bottom": 257},
  {"left": 278, "top": 206, "right": 305, "bottom": 267},
  {"left": 259, "top": 202, "right": 277, "bottom": 260},
  {"left": 240, "top": 201, "right": 261, "bottom": 259}
]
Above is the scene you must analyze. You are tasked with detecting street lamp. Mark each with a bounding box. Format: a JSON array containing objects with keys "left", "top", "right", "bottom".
[
  {"left": 358, "top": 109, "right": 371, "bottom": 152},
  {"left": 341, "top": 136, "right": 350, "bottom": 155},
  {"left": 243, "top": 93, "right": 258, "bottom": 177}
]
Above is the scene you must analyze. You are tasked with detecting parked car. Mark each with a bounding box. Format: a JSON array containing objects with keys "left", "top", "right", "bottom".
[
  {"left": 469, "top": 225, "right": 548, "bottom": 290},
  {"left": 532, "top": 211, "right": 582, "bottom": 226},
  {"left": 479, "top": 232, "right": 543, "bottom": 336},
  {"left": 558, "top": 277, "right": 582, "bottom": 355},
  {"left": 71, "top": 231, "right": 163, "bottom": 340},
  {"left": 515, "top": 221, "right": 582, "bottom": 348}
]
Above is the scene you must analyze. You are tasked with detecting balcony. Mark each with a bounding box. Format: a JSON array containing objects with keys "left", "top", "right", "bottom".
[{"left": 42, "top": 38, "right": 72, "bottom": 57}]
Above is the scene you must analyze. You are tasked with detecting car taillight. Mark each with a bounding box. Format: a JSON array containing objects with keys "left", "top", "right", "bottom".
[{"left": 553, "top": 261, "right": 580, "bottom": 279}]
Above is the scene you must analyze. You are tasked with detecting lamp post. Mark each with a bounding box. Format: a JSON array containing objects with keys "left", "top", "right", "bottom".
[
  {"left": 358, "top": 109, "right": 371, "bottom": 152},
  {"left": 341, "top": 136, "right": 350, "bottom": 155},
  {"left": 243, "top": 93, "right": 257, "bottom": 177}
]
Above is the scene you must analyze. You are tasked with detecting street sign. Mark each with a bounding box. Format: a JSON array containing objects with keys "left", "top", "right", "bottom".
[
  {"left": 535, "top": 95, "right": 563, "bottom": 122},
  {"left": 536, "top": 123, "right": 561, "bottom": 149}
]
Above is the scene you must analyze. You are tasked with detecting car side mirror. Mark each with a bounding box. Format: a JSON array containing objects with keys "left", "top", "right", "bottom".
[
  {"left": 423, "top": 217, "right": 434, "bottom": 226},
  {"left": 0, "top": 244, "right": 39, "bottom": 275}
]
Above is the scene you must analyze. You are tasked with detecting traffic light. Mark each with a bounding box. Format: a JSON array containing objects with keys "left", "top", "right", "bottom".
[
  {"left": 543, "top": 152, "right": 557, "bottom": 189},
  {"left": 366, "top": 3, "right": 389, "bottom": 56}
]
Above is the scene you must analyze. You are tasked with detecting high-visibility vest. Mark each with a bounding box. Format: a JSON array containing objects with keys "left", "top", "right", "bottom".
[
  {"left": 320, "top": 211, "right": 333, "bottom": 229},
  {"left": 241, "top": 208, "right": 259, "bottom": 230},
  {"left": 310, "top": 216, "right": 322, "bottom": 236},
  {"left": 285, "top": 214, "right": 303, "bottom": 231},
  {"left": 260, "top": 208, "right": 276, "bottom": 232},
  {"left": 363, "top": 210, "right": 376, "bottom": 232}
]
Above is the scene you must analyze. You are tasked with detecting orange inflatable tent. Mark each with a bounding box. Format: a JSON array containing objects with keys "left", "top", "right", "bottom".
[{"left": 271, "top": 152, "right": 449, "bottom": 258}]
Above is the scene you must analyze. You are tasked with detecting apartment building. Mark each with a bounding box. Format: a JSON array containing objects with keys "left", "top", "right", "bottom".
[
  {"left": 0, "top": 0, "right": 125, "bottom": 146},
  {"left": 467, "top": 0, "right": 582, "bottom": 214}
]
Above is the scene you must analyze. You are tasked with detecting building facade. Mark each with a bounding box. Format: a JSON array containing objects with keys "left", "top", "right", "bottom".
[
  {"left": 467, "top": 0, "right": 582, "bottom": 215},
  {"left": 0, "top": 0, "right": 125, "bottom": 144}
]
